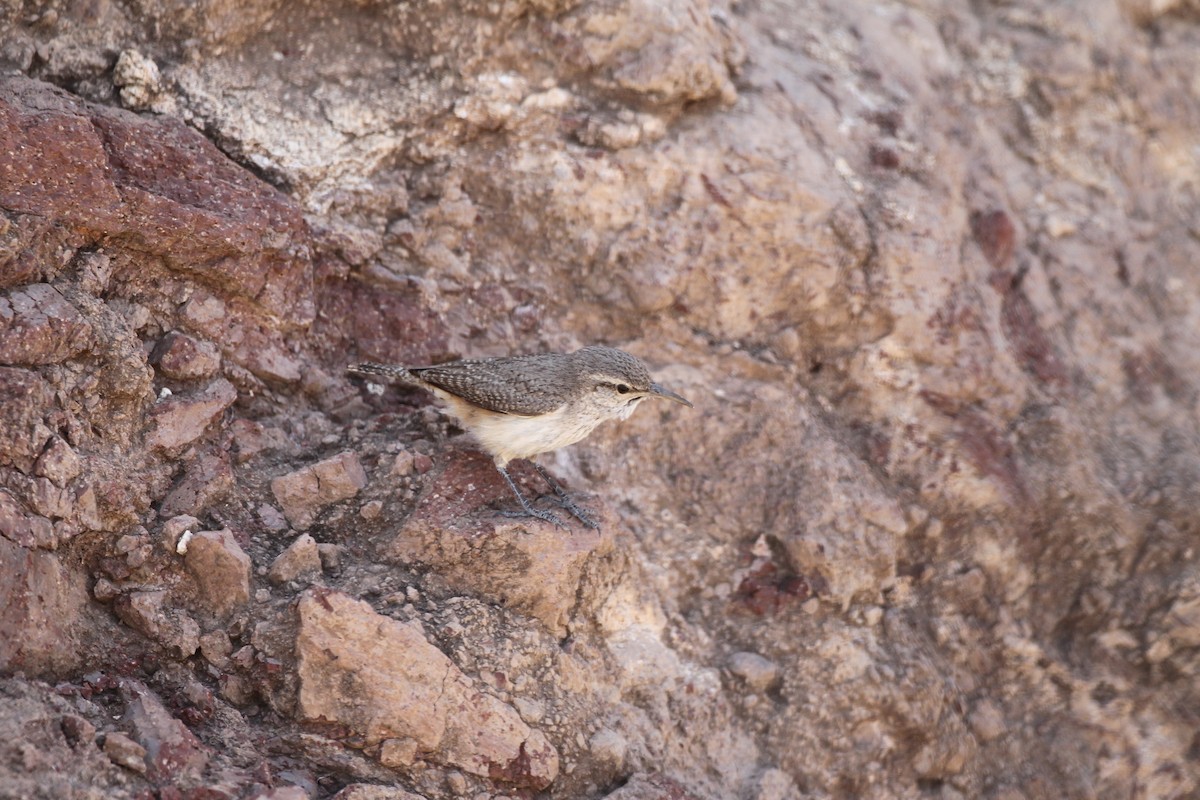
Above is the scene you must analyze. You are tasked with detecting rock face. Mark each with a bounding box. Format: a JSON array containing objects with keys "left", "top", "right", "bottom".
[
  {"left": 295, "top": 589, "right": 559, "bottom": 789},
  {"left": 1, "top": 1, "right": 1199, "bottom": 799}
]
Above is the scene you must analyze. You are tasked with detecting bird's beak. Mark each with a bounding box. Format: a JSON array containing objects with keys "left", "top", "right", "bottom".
[{"left": 648, "top": 382, "right": 693, "bottom": 408}]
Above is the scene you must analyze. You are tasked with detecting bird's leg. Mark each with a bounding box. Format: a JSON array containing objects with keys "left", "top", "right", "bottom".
[
  {"left": 495, "top": 464, "right": 567, "bottom": 529},
  {"left": 529, "top": 462, "right": 600, "bottom": 530}
]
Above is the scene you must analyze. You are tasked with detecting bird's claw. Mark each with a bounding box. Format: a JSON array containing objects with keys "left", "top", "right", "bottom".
[{"left": 498, "top": 507, "right": 568, "bottom": 530}]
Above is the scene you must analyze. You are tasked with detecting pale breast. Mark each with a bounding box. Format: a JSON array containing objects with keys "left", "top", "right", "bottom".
[{"left": 470, "top": 405, "right": 607, "bottom": 465}]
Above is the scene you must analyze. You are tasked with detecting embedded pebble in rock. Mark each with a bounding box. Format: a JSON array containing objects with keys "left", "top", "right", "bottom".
[
  {"left": 161, "top": 514, "right": 201, "bottom": 553},
  {"left": 270, "top": 451, "right": 367, "bottom": 530},
  {"left": 727, "top": 652, "right": 780, "bottom": 692},
  {"left": 390, "top": 450, "right": 414, "bottom": 477},
  {"left": 378, "top": 737, "right": 418, "bottom": 769},
  {"left": 199, "top": 629, "right": 233, "bottom": 668},
  {"left": 183, "top": 529, "right": 252, "bottom": 618},
  {"left": 268, "top": 534, "right": 322, "bottom": 586},
  {"left": 589, "top": 728, "right": 628, "bottom": 767},
  {"left": 33, "top": 437, "right": 81, "bottom": 488},
  {"left": 316, "top": 543, "right": 343, "bottom": 571},
  {"left": 102, "top": 732, "right": 147, "bottom": 773},
  {"left": 150, "top": 331, "right": 221, "bottom": 381}
]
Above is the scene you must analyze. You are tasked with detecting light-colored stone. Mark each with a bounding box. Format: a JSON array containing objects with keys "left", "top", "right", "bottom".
[
  {"left": 184, "top": 529, "right": 252, "bottom": 617},
  {"left": 378, "top": 737, "right": 418, "bottom": 769},
  {"left": 296, "top": 590, "right": 557, "bottom": 788},
  {"left": 268, "top": 534, "right": 322, "bottom": 586},
  {"left": 103, "top": 731, "right": 146, "bottom": 773},
  {"left": 727, "top": 651, "right": 779, "bottom": 692},
  {"left": 271, "top": 452, "right": 367, "bottom": 530}
]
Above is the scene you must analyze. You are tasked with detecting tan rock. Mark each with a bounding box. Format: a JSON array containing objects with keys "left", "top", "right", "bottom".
[
  {"left": 183, "top": 529, "right": 251, "bottom": 617},
  {"left": 387, "top": 451, "right": 614, "bottom": 635},
  {"left": 102, "top": 731, "right": 146, "bottom": 773},
  {"left": 296, "top": 590, "right": 558, "bottom": 788},
  {"left": 267, "top": 533, "right": 322, "bottom": 585},
  {"left": 271, "top": 451, "right": 367, "bottom": 530}
]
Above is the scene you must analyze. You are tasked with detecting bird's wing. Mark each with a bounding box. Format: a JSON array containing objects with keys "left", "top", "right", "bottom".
[{"left": 412, "top": 354, "right": 576, "bottom": 416}]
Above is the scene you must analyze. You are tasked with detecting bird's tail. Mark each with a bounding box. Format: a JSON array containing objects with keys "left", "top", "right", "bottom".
[{"left": 346, "top": 362, "right": 416, "bottom": 384}]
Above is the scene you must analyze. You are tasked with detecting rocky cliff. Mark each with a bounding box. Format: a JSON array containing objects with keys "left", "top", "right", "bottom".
[{"left": 1, "top": 1, "right": 1199, "bottom": 798}]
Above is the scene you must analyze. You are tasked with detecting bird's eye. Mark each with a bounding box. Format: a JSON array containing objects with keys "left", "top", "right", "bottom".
[{"left": 616, "top": 384, "right": 631, "bottom": 394}]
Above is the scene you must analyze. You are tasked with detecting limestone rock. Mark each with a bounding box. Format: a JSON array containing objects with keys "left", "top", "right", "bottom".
[
  {"left": 727, "top": 652, "right": 779, "bottom": 693},
  {"left": 296, "top": 589, "right": 558, "bottom": 789},
  {"left": 271, "top": 452, "right": 367, "bottom": 530}
]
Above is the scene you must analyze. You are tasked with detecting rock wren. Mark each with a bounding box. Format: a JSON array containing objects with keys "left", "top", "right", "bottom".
[{"left": 348, "top": 345, "right": 692, "bottom": 529}]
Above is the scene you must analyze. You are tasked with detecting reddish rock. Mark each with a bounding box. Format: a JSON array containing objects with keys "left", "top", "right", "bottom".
[
  {"left": 120, "top": 679, "right": 210, "bottom": 782},
  {"left": 0, "top": 366, "right": 51, "bottom": 474},
  {"left": 0, "top": 536, "right": 88, "bottom": 673},
  {"left": 113, "top": 590, "right": 201, "bottom": 658},
  {"left": 600, "top": 774, "right": 699, "bottom": 799},
  {"left": 332, "top": 786, "right": 428, "bottom": 800},
  {"left": 151, "top": 331, "right": 221, "bottom": 381},
  {"left": 0, "top": 76, "right": 314, "bottom": 322},
  {"left": 159, "top": 451, "right": 234, "bottom": 518},
  {"left": 33, "top": 436, "right": 82, "bottom": 488},
  {"left": 0, "top": 490, "right": 55, "bottom": 550},
  {"left": 183, "top": 529, "right": 252, "bottom": 618},
  {"left": 147, "top": 378, "right": 238, "bottom": 453},
  {"left": 180, "top": 291, "right": 304, "bottom": 385},
  {"left": 270, "top": 452, "right": 367, "bottom": 530},
  {"left": 0, "top": 283, "right": 92, "bottom": 365},
  {"left": 296, "top": 590, "right": 558, "bottom": 789}
]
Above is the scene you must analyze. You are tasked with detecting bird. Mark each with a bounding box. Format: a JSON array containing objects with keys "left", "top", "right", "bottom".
[{"left": 347, "top": 345, "right": 692, "bottom": 529}]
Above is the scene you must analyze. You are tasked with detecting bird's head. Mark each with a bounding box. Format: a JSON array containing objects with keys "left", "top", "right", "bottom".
[{"left": 575, "top": 345, "right": 693, "bottom": 421}]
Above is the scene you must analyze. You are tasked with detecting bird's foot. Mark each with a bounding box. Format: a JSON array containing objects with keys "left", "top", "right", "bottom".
[
  {"left": 544, "top": 494, "right": 600, "bottom": 530},
  {"left": 529, "top": 462, "right": 601, "bottom": 530},
  {"left": 498, "top": 505, "right": 567, "bottom": 530}
]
